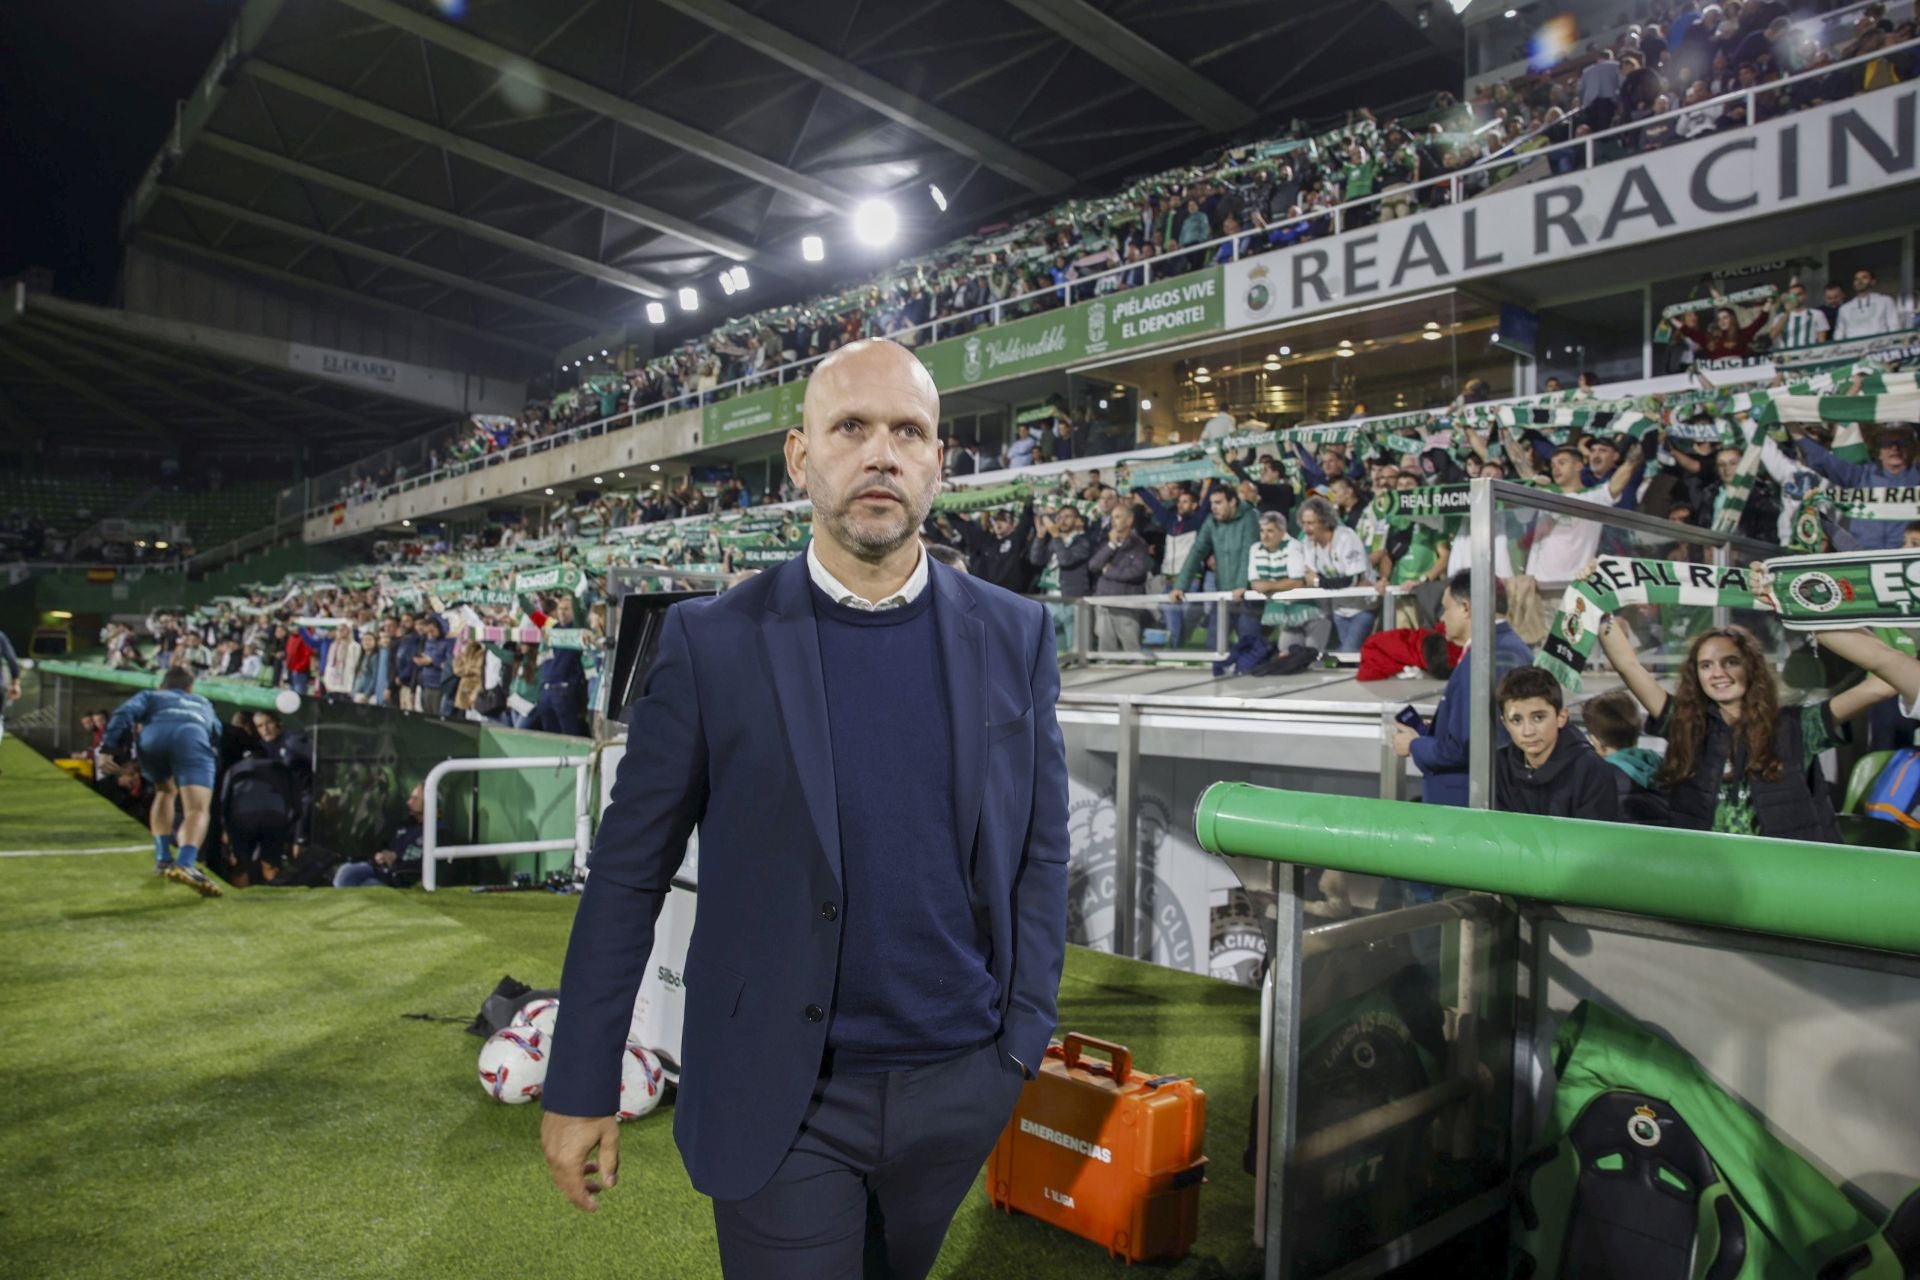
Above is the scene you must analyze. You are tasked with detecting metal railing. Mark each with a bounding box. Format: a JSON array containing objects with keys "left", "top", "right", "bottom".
[
  {"left": 420, "top": 753, "right": 595, "bottom": 892},
  {"left": 1055, "top": 585, "right": 1411, "bottom": 666},
  {"left": 302, "top": 34, "right": 1920, "bottom": 522}
]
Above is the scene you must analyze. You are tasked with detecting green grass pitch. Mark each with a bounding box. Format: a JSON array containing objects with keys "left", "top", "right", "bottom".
[{"left": 0, "top": 737, "right": 1266, "bottom": 1278}]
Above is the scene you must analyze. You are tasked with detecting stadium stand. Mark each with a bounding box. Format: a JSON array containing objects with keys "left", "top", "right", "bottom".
[{"left": 10, "top": 3, "right": 1920, "bottom": 1277}]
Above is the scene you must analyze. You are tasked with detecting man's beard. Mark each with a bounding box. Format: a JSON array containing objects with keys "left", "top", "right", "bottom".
[{"left": 817, "top": 472, "right": 938, "bottom": 561}]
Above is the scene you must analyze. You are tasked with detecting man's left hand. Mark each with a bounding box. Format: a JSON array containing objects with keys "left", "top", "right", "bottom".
[{"left": 1391, "top": 724, "right": 1417, "bottom": 758}]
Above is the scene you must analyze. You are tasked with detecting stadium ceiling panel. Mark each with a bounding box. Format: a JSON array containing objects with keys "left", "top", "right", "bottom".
[
  {"left": 0, "top": 297, "right": 447, "bottom": 462},
  {"left": 122, "top": 0, "right": 1456, "bottom": 356}
]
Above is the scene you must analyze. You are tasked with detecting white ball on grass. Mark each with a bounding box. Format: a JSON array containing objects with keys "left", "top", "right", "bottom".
[
  {"left": 617, "top": 1042, "right": 667, "bottom": 1121},
  {"left": 513, "top": 998, "right": 560, "bottom": 1039},
  {"left": 477, "top": 1026, "right": 548, "bottom": 1103}
]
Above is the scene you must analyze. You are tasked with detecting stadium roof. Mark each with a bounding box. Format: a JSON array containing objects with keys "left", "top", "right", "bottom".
[
  {"left": 0, "top": 290, "right": 446, "bottom": 460},
  {"left": 118, "top": 0, "right": 1462, "bottom": 358}
]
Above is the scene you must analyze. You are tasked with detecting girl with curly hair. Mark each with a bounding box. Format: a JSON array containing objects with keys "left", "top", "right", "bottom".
[{"left": 1596, "top": 616, "right": 1920, "bottom": 841}]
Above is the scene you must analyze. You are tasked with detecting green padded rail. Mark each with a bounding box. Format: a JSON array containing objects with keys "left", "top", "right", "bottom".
[
  {"left": 33, "top": 660, "right": 298, "bottom": 713},
  {"left": 1193, "top": 781, "right": 1920, "bottom": 956}
]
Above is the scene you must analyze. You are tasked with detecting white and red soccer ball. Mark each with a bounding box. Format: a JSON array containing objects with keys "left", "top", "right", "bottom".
[
  {"left": 477, "top": 1025, "right": 547, "bottom": 1103},
  {"left": 512, "top": 997, "right": 561, "bottom": 1039},
  {"left": 617, "top": 1042, "right": 666, "bottom": 1121}
]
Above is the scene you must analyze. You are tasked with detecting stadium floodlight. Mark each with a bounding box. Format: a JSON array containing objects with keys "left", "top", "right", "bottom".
[
  {"left": 678, "top": 287, "right": 699, "bottom": 312},
  {"left": 645, "top": 302, "right": 667, "bottom": 325},
  {"left": 928, "top": 184, "right": 947, "bottom": 212},
  {"left": 401, "top": 518, "right": 411, "bottom": 526},
  {"left": 593, "top": 476, "right": 604, "bottom": 484},
  {"left": 1140, "top": 399, "right": 1152, "bottom": 411},
  {"left": 1278, "top": 344, "right": 1291, "bottom": 355},
  {"left": 600, "top": 349, "right": 609, "bottom": 356},
  {"left": 1098, "top": 399, "right": 1108, "bottom": 409},
  {"left": 544, "top": 487, "right": 555, "bottom": 495},
  {"left": 853, "top": 199, "right": 897, "bottom": 246},
  {"left": 729, "top": 266, "right": 750, "bottom": 291},
  {"left": 649, "top": 463, "right": 661, "bottom": 472},
  {"left": 719, "top": 272, "right": 737, "bottom": 296},
  {"left": 154, "top": 540, "right": 169, "bottom": 550},
  {"left": 1504, "top": 7, "right": 1518, "bottom": 16},
  {"left": 801, "top": 235, "right": 825, "bottom": 262}
]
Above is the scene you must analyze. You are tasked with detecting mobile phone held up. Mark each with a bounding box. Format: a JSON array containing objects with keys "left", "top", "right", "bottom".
[{"left": 1395, "top": 705, "right": 1428, "bottom": 735}]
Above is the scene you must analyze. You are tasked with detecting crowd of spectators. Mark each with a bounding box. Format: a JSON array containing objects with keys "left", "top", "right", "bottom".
[{"left": 330, "top": 2, "right": 1918, "bottom": 509}]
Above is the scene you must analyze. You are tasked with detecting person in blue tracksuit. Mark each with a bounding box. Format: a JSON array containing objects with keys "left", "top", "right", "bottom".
[
  {"left": 0, "top": 628, "right": 21, "bottom": 753},
  {"left": 525, "top": 594, "right": 586, "bottom": 736},
  {"left": 102, "top": 667, "right": 225, "bottom": 897}
]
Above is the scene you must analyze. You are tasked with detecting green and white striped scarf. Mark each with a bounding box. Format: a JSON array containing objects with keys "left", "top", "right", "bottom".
[
  {"left": 1538, "top": 550, "right": 1920, "bottom": 688},
  {"left": 1537, "top": 556, "right": 1755, "bottom": 690},
  {"left": 1734, "top": 371, "right": 1920, "bottom": 427}
]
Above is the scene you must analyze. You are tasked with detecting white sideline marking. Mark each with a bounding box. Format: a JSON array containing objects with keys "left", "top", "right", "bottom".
[{"left": 0, "top": 844, "right": 152, "bottom": 858}]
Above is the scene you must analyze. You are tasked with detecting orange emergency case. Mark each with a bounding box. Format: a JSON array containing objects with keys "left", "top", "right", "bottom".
[{"left": 987, "top": 1033, "right": 1207, "bottom": 1264}]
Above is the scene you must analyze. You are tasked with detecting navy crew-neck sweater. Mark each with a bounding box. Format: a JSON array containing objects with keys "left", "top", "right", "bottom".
[{"left": 811, "top": 583, "right": 999, "bottom": 1072}]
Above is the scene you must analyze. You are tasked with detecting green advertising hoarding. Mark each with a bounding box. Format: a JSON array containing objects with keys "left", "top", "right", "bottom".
[
  {"left": 695, "top": 268, "right": 1225, "bottom": 446},
  {"left": 916, "top": 266, "right": 1224, "bottom": 390},
  {"left": 702, "top": 378, "right": 807, "bottom": 446}
]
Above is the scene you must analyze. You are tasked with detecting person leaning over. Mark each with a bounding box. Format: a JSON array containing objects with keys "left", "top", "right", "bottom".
[{"left": 539, "top": 338, "right": 1069, "bottom": 1280}]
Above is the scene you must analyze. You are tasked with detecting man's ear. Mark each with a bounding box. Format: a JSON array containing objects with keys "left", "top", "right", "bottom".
[{"left": 1556, "top": 707, "right": 1570, "bottom": 730}]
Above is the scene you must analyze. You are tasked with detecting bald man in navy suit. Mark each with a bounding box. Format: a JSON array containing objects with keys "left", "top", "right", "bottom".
[{"left": 541, "top": 339, "right": 1070, "bottom": 1279}]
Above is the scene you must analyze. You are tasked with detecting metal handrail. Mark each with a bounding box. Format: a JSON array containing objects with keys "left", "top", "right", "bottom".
[
  {"left": 304, "top": 35, "right": 1920, "bottom": 523},
  {"left": 420, "top": 753, "right": 594, "bottom": 892}
]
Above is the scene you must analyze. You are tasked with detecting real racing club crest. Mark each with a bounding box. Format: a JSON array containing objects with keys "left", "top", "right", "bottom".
[
  {"left": 962, "top": 335, "right": 983, "bottom": 383},
  {"left": 1244, "top": 264, "right": 1273, "bottom": 319},
  {"left": 1085, "top": 299, "right": 1108, "bottom": 348}
]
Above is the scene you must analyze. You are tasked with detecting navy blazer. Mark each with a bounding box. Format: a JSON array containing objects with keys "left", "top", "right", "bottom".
[
  {"left": 1408, "top": 619, "right": 1534, "bottom": 807},
  {"left": 542, "top": 552, "right": 1071, "bottom": 1202}
]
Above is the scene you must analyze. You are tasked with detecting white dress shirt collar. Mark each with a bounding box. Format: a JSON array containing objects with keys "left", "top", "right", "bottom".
[{"left": 805, "top": 539, "right": 929, "bottom": 611}]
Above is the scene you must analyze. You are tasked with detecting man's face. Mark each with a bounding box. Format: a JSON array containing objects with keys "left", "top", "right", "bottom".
[
  {"left": 1549, "top": 452, "right": 1583, "bottom": 487},
  {"left": 1588, "top": 441, "right": 1619, "bottom": 474},
  {"left": 1300, "top": 509, "right": 1333, "bottom": 545},
  {"left": 1097, "top": 489, "right": 1118, "bottom": 516},
  {"left": 252, "top": 714, "right": 279, "bottom": 742},
  {"left": 1544, "top": 377, "right": 1563, "bottom": 391},
  {"left": 555, "top": 596, "right": 575, "bottom": 624},
  {"left": 1878, "top": 437, "right": 1911, "bottom": 472},
  {"left": 1175, "top": 491, "right": 1197, "bottom": 516},
  {"left": 1055, "top": 508, "right": 1081, "bottom": 536},
  {"left": 407, "top": 783, "right": 426, "bottom": 819},
  {"left": 1109, "top": 507, "right": 1134, "bottom": 538},
  {"left": 1259, "top": 521, "right": 1285, "bottom": 549},
  {"left": 787, "top": 340, "right": 942, "bottom": 561},
  {"left": 1825, "top": 284, "right": 1846, "bottom": 306},
  {"left": 1330, "top": 479, "right": 1356, "bottom": 507},
  {"left": 1320, "top": 451, "right": 1347, "bottom": 480},
  {"left": 1209, "top": 490, "right": 1235, "bottom": 522},
  {"left": 1854, "top": 270, "right": 1875, "bottom": 295},
  {"left": 991, "top": 514, "right": 1014, "bottom": 540},
  {"left": 1715, "top": 449, "right": 1743, "bottom": 484},
  {"left": 1396, "top": 473, "right": 1418, "bottom": 491},
  {"left": 1503, "top": 697, "right": 1567, "bottom": 765}
]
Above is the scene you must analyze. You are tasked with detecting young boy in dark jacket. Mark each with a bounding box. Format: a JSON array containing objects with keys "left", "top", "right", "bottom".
[{"left": 1493, "top": 667, "right": 1620, "bottom": 821}]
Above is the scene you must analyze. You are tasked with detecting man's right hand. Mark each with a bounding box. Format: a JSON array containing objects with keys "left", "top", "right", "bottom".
[
  {"left": 1167, "top": 588, "right": 1185, "bottom": 603},
  {"left": 543, "top": 1111, "right": 620, "bottom": 1212}
]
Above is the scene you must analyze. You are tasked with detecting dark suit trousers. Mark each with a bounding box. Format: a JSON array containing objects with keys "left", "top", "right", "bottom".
[{"left": 712, "top": 1036, "right": 1027, "bottom": 1279}]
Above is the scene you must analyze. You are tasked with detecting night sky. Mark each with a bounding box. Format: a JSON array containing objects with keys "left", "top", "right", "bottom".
[{"left": 0, "top": 1, "right": 243, "bottom": 303}]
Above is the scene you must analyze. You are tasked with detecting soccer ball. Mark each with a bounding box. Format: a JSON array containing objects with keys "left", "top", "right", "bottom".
[
  {"left": 617, "top": 1042, "right": 666, "bottom": 1121},
  {"left": 513, "top": 997, "right": 561, "bottom": 1039},
  {"left": 478, "top": 1026, "right": 548, "bottom": 1104}
]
